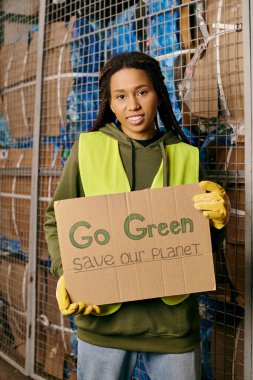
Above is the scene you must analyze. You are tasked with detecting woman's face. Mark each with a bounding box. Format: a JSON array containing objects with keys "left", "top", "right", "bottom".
[{"left": 109, "top": 68, "right": 159, "bottom": 140}]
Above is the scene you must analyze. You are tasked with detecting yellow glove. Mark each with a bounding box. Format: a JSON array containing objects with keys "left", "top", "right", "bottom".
[
  {"left": 192, "top": 181, "right": 230, "bottom": 229},
  {"left": 56, "top": 275, "right": 100, "bottom": 316}
]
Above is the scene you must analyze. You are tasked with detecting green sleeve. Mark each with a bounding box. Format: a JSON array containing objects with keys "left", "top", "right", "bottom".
[{"left": 43, "top": 141, "right": 84, "bottom": 277}]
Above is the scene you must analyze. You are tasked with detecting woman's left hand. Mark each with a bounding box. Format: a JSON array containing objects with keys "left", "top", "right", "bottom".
[{"left": 192, "top": 181, "right": 230, "bottom": 229}]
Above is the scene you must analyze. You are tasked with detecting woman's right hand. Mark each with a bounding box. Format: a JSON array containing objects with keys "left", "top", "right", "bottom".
[{"left": 56, "top": 275, "right": 100, "bottom": 316}]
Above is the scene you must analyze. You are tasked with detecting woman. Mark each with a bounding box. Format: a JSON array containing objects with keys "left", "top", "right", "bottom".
[{"left": 44, "top": 51, "right": 228, "bottom": 380}]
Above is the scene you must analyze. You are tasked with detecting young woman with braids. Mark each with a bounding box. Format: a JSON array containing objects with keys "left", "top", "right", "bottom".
[{"left": 44, "top": 51, "right": 229, "bottom": 380}]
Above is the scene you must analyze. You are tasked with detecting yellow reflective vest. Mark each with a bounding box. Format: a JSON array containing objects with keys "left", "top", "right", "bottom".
[{"left": 79, "top": 131, "right": 199, "bottom": 316}]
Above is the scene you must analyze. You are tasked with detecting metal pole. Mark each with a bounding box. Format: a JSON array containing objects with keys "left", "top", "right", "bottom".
[
  {"left": 243, "top": 1, "right": 253, "bottom": 379},
  {"left": 25, "top": 0, "right": 46, "bottom": 376}
]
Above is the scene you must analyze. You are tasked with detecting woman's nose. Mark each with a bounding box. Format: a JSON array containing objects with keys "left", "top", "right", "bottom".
[{"left": 127, "top": 97, "right": 140, "bottom": 111}]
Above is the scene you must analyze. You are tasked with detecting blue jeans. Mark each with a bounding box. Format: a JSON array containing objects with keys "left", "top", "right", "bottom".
[{"left": 77, "top": 339, "right": 201, "bottom": 380}]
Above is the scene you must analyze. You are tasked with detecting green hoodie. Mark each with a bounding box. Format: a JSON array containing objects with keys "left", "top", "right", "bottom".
[{"left": 44, "top": 123, "right": 223, "bottom": 353}]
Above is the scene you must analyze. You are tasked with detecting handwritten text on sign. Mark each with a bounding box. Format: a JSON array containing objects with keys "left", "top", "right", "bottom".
[{"left": 69, "top": 213, "right": 201, "bottom": 272}]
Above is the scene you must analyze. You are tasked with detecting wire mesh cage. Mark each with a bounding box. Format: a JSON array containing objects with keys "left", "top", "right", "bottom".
[{"left": 0, "top": 1, "right": 248, "bottom": 379}]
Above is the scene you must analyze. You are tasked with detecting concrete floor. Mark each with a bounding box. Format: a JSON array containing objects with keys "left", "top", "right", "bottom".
[{"left": 0, "top": 356, "right": 31, "bottom": 380}]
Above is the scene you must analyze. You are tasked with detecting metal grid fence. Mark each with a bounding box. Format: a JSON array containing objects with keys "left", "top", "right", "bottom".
[{"left": 0, "top": 1, "right": 251, "bottom": 379}]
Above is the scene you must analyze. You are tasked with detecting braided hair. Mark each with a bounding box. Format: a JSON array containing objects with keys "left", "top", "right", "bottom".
[{"left": 90, "top": 51, "right": 188, "bottom": 142}]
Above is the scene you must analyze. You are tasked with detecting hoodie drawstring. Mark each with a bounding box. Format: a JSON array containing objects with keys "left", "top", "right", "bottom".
[
  {"left": 159, "top": 140, "right": 169, "bottom": 187},
  {"left": 129, "top": 138, "right": 135, "bottom": 190}
]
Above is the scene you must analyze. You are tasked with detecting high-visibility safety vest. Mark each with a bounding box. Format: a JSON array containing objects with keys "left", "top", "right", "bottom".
[{"left": 79, "top": 131, "right": 199, "bottom": 316}]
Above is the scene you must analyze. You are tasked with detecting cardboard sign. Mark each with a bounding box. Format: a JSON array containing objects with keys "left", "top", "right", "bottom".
[{"left": 54, "top": 183, "right": 216, "bottom": 305}]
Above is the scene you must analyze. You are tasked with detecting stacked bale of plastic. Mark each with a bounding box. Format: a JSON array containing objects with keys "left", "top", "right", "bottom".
[
  {"left": 0, "top": 38, "right": 31, "bottom": 144},
  {"left": 146, "top": 0, "right": 182, "bottom": 124},
  {"left": 0, "top": 149, "right": 32, "bottom": 258},
  {"left": 63, "top": 17, "right": 103, "bottom": 160},
  {"left": 0, "top": 67, "right": 37, "bottom": 260},
  {"left": 0, "top": 31, "right": 33, "bottom": 363},
  {"left": 106, "top": 3, "right": 141, "bottom": 55},
  {"left": 41, "top": 271, "right": 77, "bottom": 379},
  {"left": 0, "top": 256, "right": 47, "bottom": 365},
  {"left": 0, "top": 20, "right": 71, "bottom": 257},
  {"left": 40, "top": 18, "right": 75, "bottom": 137}
]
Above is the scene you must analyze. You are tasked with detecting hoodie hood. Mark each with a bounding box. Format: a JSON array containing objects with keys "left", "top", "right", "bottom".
[
  {"left": 100, "top": 122, "right": 181, "bottom": 148},
  {"left": 99, "top": 123, "right": 182, "bottom": 189}
]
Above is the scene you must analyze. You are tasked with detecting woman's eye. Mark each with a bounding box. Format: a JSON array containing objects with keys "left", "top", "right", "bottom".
[
  {"left": 137, "top": 90, "right": 146, "bottom": 96},
  {"left": 116, "top": 95, "right": 125, "bottom": 99}
]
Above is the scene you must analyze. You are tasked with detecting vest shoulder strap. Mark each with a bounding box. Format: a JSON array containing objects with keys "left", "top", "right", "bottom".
[
  {"left": 79, "top": 131, "right": 130, "bottom": 196},
  {"left": 152, "top": 142, "right": 199, "bottom": 188}
]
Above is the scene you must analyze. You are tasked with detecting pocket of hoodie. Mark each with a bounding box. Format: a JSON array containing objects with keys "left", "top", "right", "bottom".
[
  {"left": 144, "top": 295, "right": 200, "bottom": 338},
  {"left": 75, "top": 296, "right": 199, "bottom": 338}
]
